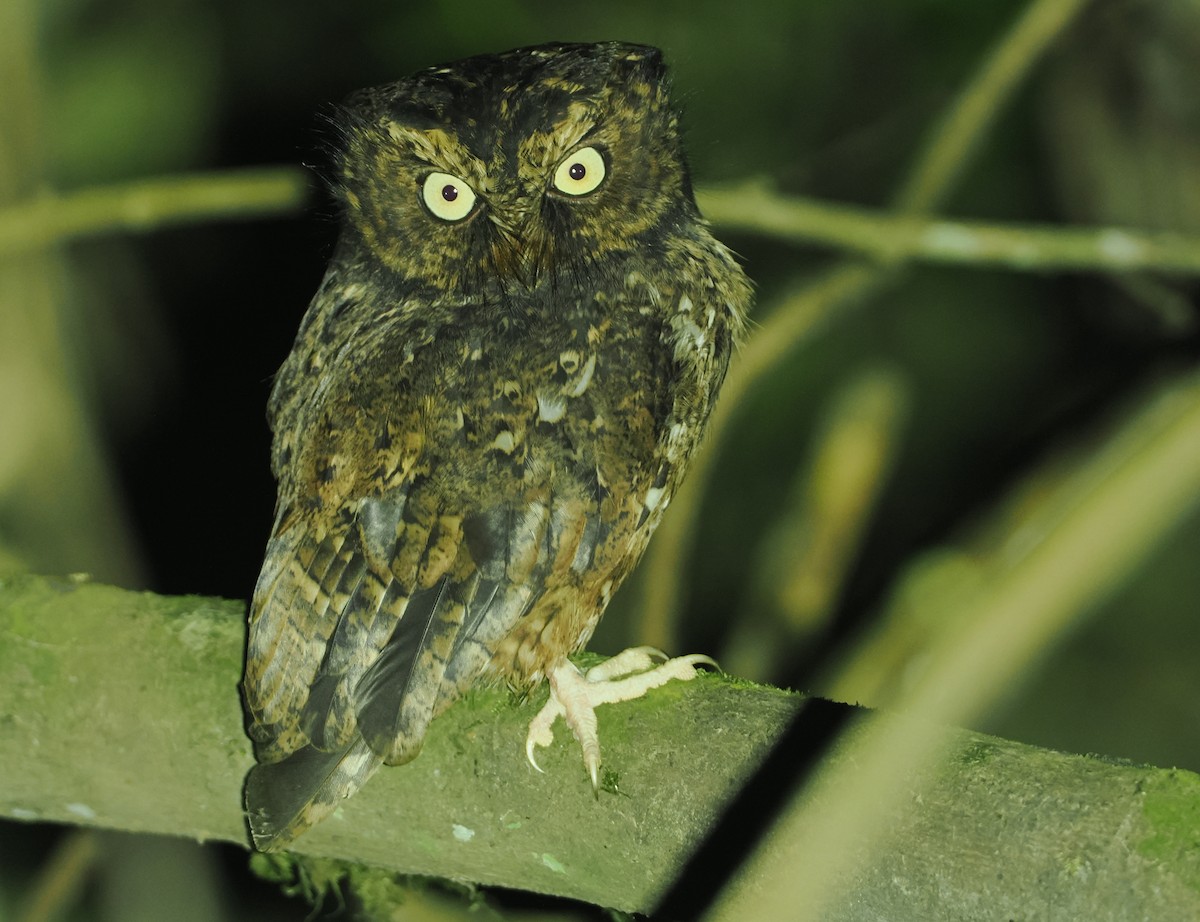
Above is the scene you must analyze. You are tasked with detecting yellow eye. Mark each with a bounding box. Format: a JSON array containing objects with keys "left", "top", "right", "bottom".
[
  {"left": 552, "top": 146, "right": 606, "bottom": 196},
  {"left": 421, "top": 172, "right": 477, "bottom": 222}
]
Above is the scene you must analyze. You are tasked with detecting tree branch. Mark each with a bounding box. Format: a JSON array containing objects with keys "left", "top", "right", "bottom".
[
  {"left": 2, "top": 572, "right": 1198, "bottom": 916},
  {"left": 0, "top": 167, "right": 310, "bottom": 256},
  {"left": 698, "top": 181, "right": 1200, "bottom": 275}
]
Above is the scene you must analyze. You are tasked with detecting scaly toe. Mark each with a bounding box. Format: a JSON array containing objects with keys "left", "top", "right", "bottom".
[
  {"left": 525, "top": 694, "right": 564, "bottom": 773},
  {"left": 585, "top": 645, "right": 667, "bottom": 682},
  {"left": 527, "top": 651, "right": 718, "bottom": 787}
]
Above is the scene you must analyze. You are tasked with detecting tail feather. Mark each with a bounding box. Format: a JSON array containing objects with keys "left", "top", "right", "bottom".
[{"left": 245, "top": 739, "right": 382, "bottom": 851}]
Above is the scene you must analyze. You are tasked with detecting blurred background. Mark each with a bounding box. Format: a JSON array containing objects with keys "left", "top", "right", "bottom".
[{"left": 3, "top": 0, "right": 1199, "bottom": 918}]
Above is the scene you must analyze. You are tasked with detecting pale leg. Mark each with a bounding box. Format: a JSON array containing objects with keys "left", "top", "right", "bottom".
[{"left": 525, "top": 646, "right": 716, "bottom": 789}]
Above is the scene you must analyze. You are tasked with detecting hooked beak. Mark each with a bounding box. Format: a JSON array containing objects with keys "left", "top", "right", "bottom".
[{"left": 485, "top": 209, "right": 550, "bottom": 288}]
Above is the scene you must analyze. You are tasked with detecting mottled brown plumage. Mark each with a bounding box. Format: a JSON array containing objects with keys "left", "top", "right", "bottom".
[{"left": 242, "top": 42, "right": 751, "bottom": 850}]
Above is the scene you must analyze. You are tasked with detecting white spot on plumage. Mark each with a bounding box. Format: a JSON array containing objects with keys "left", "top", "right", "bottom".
[
  {"left": 670, "top": 313, "right": 706, "bottom": 362},
  {"left": 537, "top": 391, "right": 566, "bottom": 422},
  {"left": 342, "top": 745, "right": 374, "bottom": 779},
  {"left": 624, "top": 269, "right": 661, "bottom": 305},
  {"left": 490, "top": 430, "right": 516, "bottom": 453},
  {"left": 644, "top": 485, "right": 667, "bottom": 511},
  {"left": 568, "top": 354, "right": 596, "bottom": 397}
]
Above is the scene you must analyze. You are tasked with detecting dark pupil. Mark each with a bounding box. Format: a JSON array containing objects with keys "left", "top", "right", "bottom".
[
  {"left": 569, "top": 162, "right": 586, "bottom": 181},
  {"left": 441, "top": 184, "right": 458, "bottom": 202}
]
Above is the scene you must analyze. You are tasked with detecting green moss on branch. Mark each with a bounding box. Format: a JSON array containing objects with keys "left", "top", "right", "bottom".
[{"left": 2, "top": 573, "right": 1198, "bottom": 916}]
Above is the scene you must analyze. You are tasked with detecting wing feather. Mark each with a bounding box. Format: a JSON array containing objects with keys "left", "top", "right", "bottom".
[
  {"left": 352, "top": 575, "right": 452, "bottom": 761},
  {"left": 243, "top": 263, "right": 631, "bottom": 849},
  {"left": 245, "top": 739, "right": 382, "bottom": 851}
]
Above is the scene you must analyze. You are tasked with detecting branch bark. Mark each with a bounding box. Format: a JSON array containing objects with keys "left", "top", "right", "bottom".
[{"left": 2, "top": 572, "right": 1198, "bottom": 917}]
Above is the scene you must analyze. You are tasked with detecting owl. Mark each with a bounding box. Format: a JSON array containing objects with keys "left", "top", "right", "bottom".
[{"left": 242, "top": 41, "right": 752, "bottom": 851}]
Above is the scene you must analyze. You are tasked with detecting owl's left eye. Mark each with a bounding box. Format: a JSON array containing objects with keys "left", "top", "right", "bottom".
[
  {"left": 421, "top": 172, "right": 477, "bottom": 222},
  {"left": 552, "top": 146, "right": 606, "bottom": 197}
]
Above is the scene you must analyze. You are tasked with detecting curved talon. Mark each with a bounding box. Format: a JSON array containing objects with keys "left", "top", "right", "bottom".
[
  {"left": 525, "top": 692, "right": 562, "bottom": 774},
  {"left": 681, "top": 653, "right": 720, "bottom": 672},
  {"left": 526, "top": 738, "right": 546, "bottom": 774}
]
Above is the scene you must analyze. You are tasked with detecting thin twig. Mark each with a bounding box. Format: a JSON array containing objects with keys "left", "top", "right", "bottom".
[
  {"left": 699, "top": 182, "right": 1200, "bottom": 276},
  {"left": 895, "top": 0, "right": 1095, "bottom": 212},
  {"left": 0, "top": 167, "right": 310, "bottom": 256}
]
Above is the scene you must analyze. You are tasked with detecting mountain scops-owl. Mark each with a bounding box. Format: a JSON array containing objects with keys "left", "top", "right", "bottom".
[{"left": 242, "top": 41, "right": 752, "bottom": 850}]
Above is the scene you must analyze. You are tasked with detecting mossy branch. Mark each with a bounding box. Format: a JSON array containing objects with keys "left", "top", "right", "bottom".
[{"left": 2, "top": 572, "right": 1198, "bottom": 917}]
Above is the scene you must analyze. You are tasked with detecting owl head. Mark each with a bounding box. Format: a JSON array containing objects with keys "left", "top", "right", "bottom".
[{"left": 331, "top": 42, "right": 697, "bottom": 302}]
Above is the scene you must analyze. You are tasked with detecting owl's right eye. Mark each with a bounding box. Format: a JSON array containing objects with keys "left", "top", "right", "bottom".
[{"left": 421, "top": 172, "right": 477, "bottom": 222}]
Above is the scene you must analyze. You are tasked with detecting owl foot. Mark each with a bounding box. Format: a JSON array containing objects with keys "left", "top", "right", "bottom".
[{"left": 525, "top": 646, "right": 717, "bottom": 790}]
